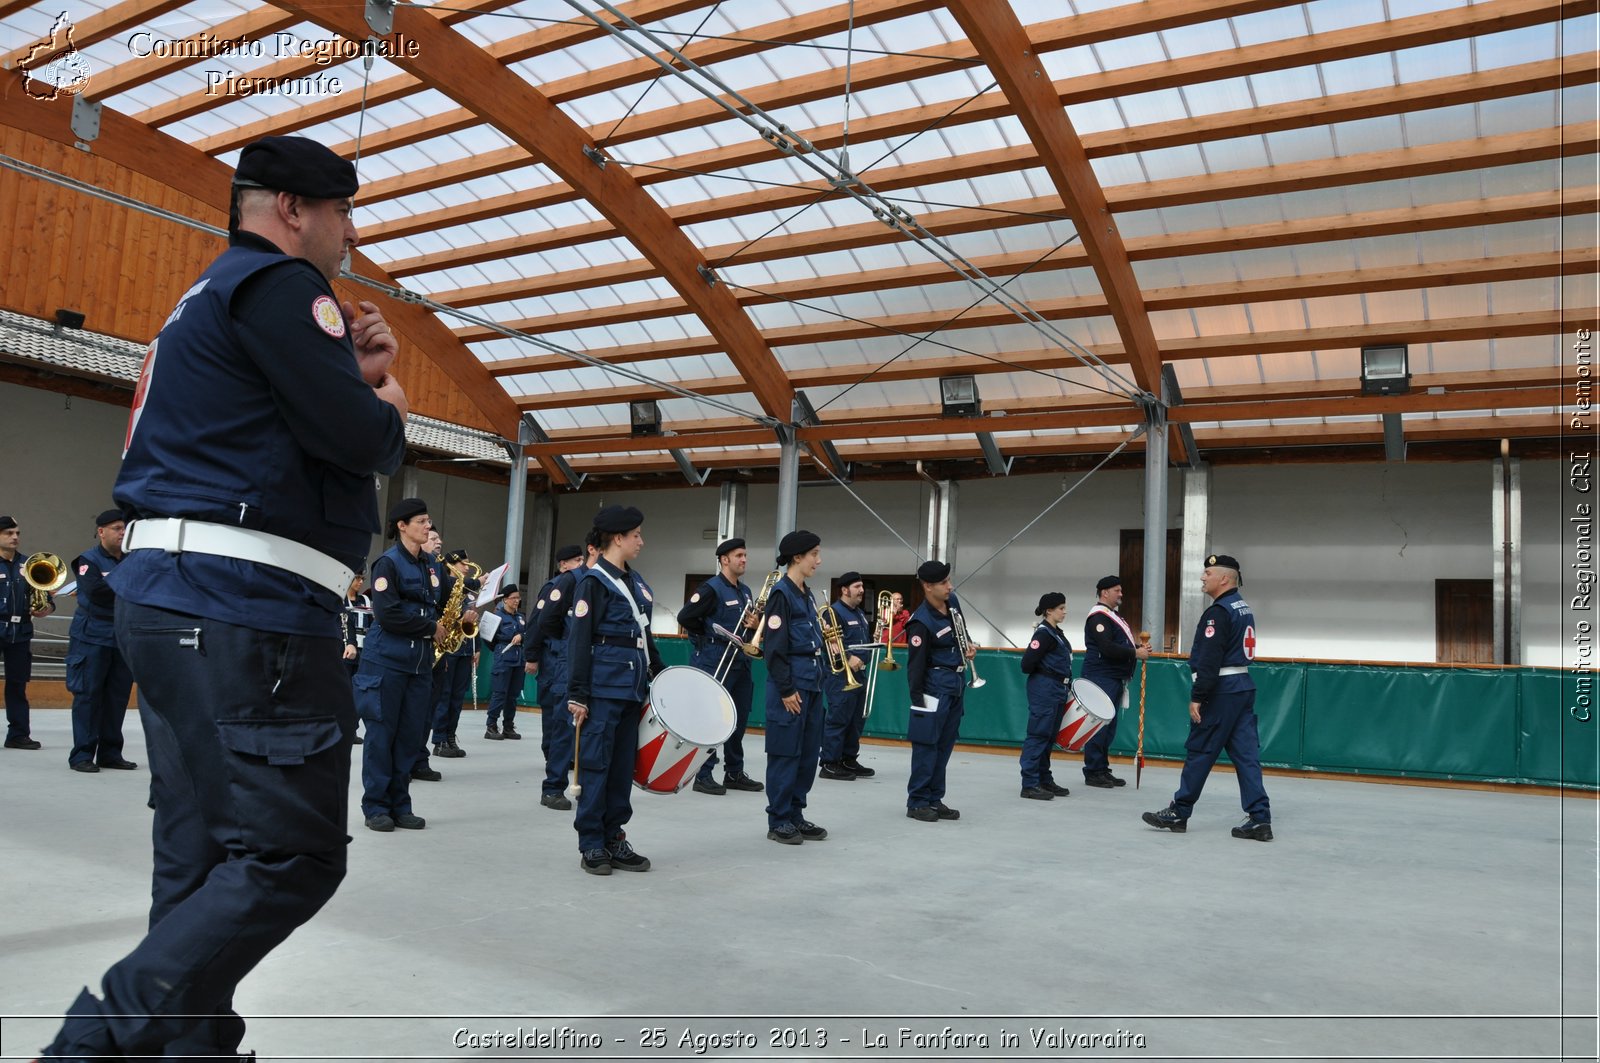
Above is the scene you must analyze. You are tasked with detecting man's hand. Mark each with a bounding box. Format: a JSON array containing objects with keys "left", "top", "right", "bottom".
[
  {"left": 462, "top": 608, "right": 478, "bottom": 625},
  {"left": 965, "top": 645, "right": 978, "bottom": 660},
  {"left": 510, "top": 633, "right": 522, "bottom": 646},
  {"left": 848, "top": 654, "right": 865, "bottom": 672},
  {"left": 434, "top": 622, "right": 447, "bottom": 643},
  {"left": 342, "top": 645, "right": 357, "bottom": 661},
  {"left": 373, "top": 371, "right": 409, "bottom": 421},
  {"left": 524, "top": 661, "right": 538, "bottom": 675},
  {"left": 569, "top": 702, "right": 588, "bottom": 726},
  {"left": 782, "top": 692, "right": 802, "bottom": 714},
  {"left": 343, "top": 299, "right": 398, "bottom": 385},
  {"left": 1135, "top": 644, "right": 1152, "bottom": 660},
  {"left": 1189, "top": 701, "right": 1202, "bottom": 724}
]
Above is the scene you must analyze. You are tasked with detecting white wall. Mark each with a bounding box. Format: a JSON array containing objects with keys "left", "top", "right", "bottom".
[{"left": 0, "top": 380, "right": 1567, "bottom": 664}]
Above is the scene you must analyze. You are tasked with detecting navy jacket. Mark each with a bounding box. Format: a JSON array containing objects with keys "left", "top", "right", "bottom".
[
  {"left": 67, "top": 542, "right": 121, "bottom": 649},
  {"left": 822, "top": 598, "right": 870, "bottom": 696},
  {"left": 0, "top": 552, "right": 50, "bottom": 644},
  {"left": 363, "top": 542, "right": 439, "bottom": 675},
  {"left": 763, "top": 575, "right": 823, "bottom": 697},
  {"left": 678, "top": 572, "right": 753, "bottom": 676},
  {"left": 486, "top": 603, "right": 526, "bottom": 672},
  {"left": 566, "top": 559, "right": 663, "bottom": 704},
  {"left": 1189, "top": 588, "right": 1257, "bottom": 702},
  {"left": 535, "top": 567, "right": 583, "bottom": 700},
  {"left": 1082, "top": 604, "right": 1137, "bottom": 685},
  {"left": 1020, "top": 620, "right": 1075, "bottom": 705},
  {"left": 905, "top": 595, "right": 965, "bottom": 704}
]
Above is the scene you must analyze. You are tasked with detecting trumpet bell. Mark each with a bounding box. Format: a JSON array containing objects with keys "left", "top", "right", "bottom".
[{"left": 22, "top": 552, "right": 67, "bottom": 593}]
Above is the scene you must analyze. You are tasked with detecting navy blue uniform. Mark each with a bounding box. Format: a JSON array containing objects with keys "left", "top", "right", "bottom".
[
  {"left": 47, "top": 230, "right": 405, "bottom": 1062},
  {"left": 566, "top": 559, "right": 663, "bottom": 854},
  {"left": 677, "top": 572, "right": 755, "bottom": 782},
  {"left": 820, "top": 598, "right": 871, "bottom": 765},
  {"left": 341, "top": 592, "right": 373, "bottom": 676},
  {"left": 904, "top": 596, "right": 967, "bottom": 811},
  {"left": 428, "top": 565, "right": 480, "bottom": 752},
  {"left": 1081, "top": 604, "right": 1137, "bottom": 778},
  {"left": 534, "top": 567, "right": 581, "bottom": 798},
  {"left": 66, "top": 542, "right": 134, "bottom": 768},
  {"left": 1171, "top": 588, "right": 1269, "bottom": 823},
  {"left": 357, "top": 543, "right": 439, "bottom": 818},
  {"left": 1, "top": 550, "right": 50, "bottom": 743},
  {"left": 1018, "top": 621, "right": 1074, "bottom": 789},
  {"left": 484, "top": 601, "right": 527, "bottom": 731},
  {"left": 762, "top": 576, "right": 825, "bottom": 829}
]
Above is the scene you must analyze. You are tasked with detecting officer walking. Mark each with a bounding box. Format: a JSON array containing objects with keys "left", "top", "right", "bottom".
[
  {"left": 903, "top": 560, "right": 973, "bottom": 823},
  {"left": 1018, "top": 591, "right": 1073, "bottom": 800},
  {"left": 65, "top": 509, "right": 137, "bottom": 773},
  {"left": 42, "top": 136, "right": 409, "bottom": 1061},
  {"left": 481, "top": 584, "right": 527, "bottom": 748},
  {"left": 818, "top": 571, "right": 874, "bottom": 781},
  {"left": 0, "top": 515, "right": 54, "bottom": 750},
  {"left": 566, "top": 507, "right": 663, "bottom": 875},
  {"left": 761, "top": 530, "right": 829, "bottom": 845},
  {"left": 531, "top": 541, "right": 587, "bottom": 809},
  {"left": 1081, "top": 575, "right": 1149, "bottom": 788},
  {"left": 677, "top": 537, "right": 764, "bottom": 795},
  {"left": 1143, "top": 553, "right": 1273, "bottom": 841}
]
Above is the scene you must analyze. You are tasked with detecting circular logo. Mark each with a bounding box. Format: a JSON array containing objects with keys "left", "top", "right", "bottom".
[
  {"left": 312, "top": 295, "right": 346, "bottom": 338},
  {"left": 373, "top": 576, "right": 388, "bottom": 592},
  {"left": 21, "top": 15, "right": 92, "bottom": 101},
  {"left": 767, "top": 614, "right": 781, "bottom": 630},
  {"left": 910, "top": 635, "right": 922, "bottom": 647},
  {"left": 549, "top": 588, "right": 561, "bottom": 601},
  {"left": 1029, "top": 639, "right": 1040, "bottom": 649},
  {"left": 690, "top": 592, "right": 700, "bottom": 603},
  {"left": 535, "top": 599, "right": 546, "bottom": 610},
  {"left": 430, "top": 573, "right": 439, "bottom": 587},
  {"left": 575, "top": 600, "right": 590, "bottom": 618}
]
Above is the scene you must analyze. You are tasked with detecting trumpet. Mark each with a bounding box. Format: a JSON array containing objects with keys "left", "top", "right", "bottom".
[
  {"left": 22, "top": 552, "right": 67, "bottom": 613},
  {"left": 874, "top": 589, "right": 900, "bottom": 672},
  {"left": 817, "top": 598, "right": 863, "bottom": 692},
  {"left": 712, "top": 568, "right": 782, "bottom": 684},
  {"left": 951, "top": 603, "right": 986, "bottom": 689}
]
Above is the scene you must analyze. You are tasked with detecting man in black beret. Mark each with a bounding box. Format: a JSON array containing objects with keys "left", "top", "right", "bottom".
[
  {"left": 65, "top": 508, "right": 137, "bottom": 773},
  {"left": 902, "top": 559, "right": 974, "bottom": 822},
  {"left": 480, "top": 581, "right": 528, "bottom": 757},
  {"left": 0, "top": 514, "right": 53, "bottom": 751},
  {"left": 678, "top": 536, "right": 765, "bottom": 795},
  {"left": 1144, "top": 553, "right": 1273, "bottom": 841},
  {"left": 819, "top": 570, "right": 874, "bottom": 781},
  {"left": 44, "top": 132, "right": 412, "bottom": 1061},
  {"left": 760, "top": 530, "right": 830, "bottom": 844},
  {"left": 528, "top": 544, "right": 588, "bottom": 810},
  {"left": 1079, "top": 575, "right": 1151, "bottom": 789},
  {"left": 1019, "top": 590, "right": 1074, "bottom": 799}
]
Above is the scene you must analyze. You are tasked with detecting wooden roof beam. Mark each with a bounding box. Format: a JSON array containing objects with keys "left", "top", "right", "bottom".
[{"left": 3, "top": 0, "right": 190, "bottom": 71}]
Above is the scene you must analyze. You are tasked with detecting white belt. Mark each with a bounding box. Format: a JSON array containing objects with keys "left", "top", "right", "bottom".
[
  {"left": 1192, "top": 665, "right": 1251, "bottom": 680},
  {"left": 124, "top": 518, "right": 354, "bottom": 600}
]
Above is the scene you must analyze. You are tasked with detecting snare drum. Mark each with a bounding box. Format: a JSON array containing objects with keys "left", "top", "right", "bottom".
[
  {"left": 1055, "top": 680, "right": 1116, "bottom": 752},
  {"left": 634, "top": 665, "right": 737, "bottom": 794}
]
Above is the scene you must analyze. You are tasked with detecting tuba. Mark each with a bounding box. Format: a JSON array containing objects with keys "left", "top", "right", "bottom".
[
  {"left": 874, "top": 589, "right": 900, "bottom": 671},
  {"left": 434, "top": 559, "right": 484, "bottom": 664},
  {"left": 817, "top": 598, "right": 863, "bottom": 692},
  {"left": 22, "top": 552, "right": 67, "bottom": 612}
]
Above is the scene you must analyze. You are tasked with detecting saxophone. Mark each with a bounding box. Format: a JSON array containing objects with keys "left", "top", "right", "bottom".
[{"left": 433, "top": 559, "right": 484, "bottom": 664}]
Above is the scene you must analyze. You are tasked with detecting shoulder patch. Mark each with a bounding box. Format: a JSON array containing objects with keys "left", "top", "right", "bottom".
[
  {"left": 768, "top": 613, "right": 782, "bottom": 630},
  {"left": 1029, "top": 639, "right": 1040, "bottom": 649},
  {"left": 1204, "top": 623, "right": 1216, "bottom": 638},
  {"left": 78, "top": 563, "right": 89, "bottom": 575},
  {"left": 549, "top": 587, "right": 561, "bottom": 601},
  {"left": 1095, "top": 623, "right": 1105, "bottom": 632},
  {"left": 430, "top": 572, "right": 440, "bottom": 588},
  {"left": 690, "top": 592, "right": 700, "bottom": 603},
  {"left": 574, "top": 600, "right": 590, "bottom": 618},
  {"left": 312, "top": 295, "right": 345, "bottom": 338},
  {"left": 911, "top": 634, "right": 923, "bottom": 647},
  {"left": 373, "top": 576, "right": 388, "bottom": 592},
  {"left": 535, "top": 599, "right": 546, "bottom": 610},
  {"left": 640, "top": 585, "right": 653, "bottom": 602}
]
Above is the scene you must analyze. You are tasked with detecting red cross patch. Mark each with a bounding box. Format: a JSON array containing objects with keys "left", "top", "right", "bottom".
[
  {"left": 78, "top": 563, "right": 89, "bottom": 575},
  {"left": 910, "top": 635, "right": 922, "bottom": 647},
  {"left": 1204, "top": 623, "right": 1215, "bottom": 639},
  {"left": 1243, "top": 624, "right": 1256, "bottom": 659},
  {"left": 1029, "top": 639, "right": 1040, "bottom": 649}
]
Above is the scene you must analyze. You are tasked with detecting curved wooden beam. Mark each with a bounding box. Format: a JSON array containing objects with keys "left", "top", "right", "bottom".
[{"left": 270, "top": 0, "right": 793, "bottom": 423}]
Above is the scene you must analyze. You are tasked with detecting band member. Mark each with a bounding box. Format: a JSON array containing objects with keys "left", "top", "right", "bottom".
[
  {"left": 1018, "top": 591, "right": 1073, "bottom": 799},
  {"left": 66, "top": 509, "right": 137, "bottom": 773},
  {"left": 677, "top": 537, "right": 763, "bottom": 795},
  {"left": 342, "top": 570, "right": 372, "bottom": 745},
  {"left": 566, "top": 507, "right": 663, "bottom": 875},
  {"left": 481, "top": 584, "right": 526, "bottom": 747},
  {"left": 761, "top": 530, "right": 829, "bottom": 845},
  {"left": 1, "top": 515, "right": 53, "bottom": 750},
  {"left": 1143, "top": 554, "right": 1272, "bottom": 841},
  {"left": 1081, "top": 574, "right": 1149, "bottom": 787},
  {"left": 888, "top": 591, "right": 910, "bottom": 644},
  {"left": 903, "top": 560, "right": 972, "bottom": 822},
  {"left": 819, "top": 571, "right": 873, "bottom": 780},
  {"left": 425, "top": 543, "right": 478, "bottom": 765},
  {"left": 358, "top": 498, "right": 440, "bottom": 832},
  {"left": 531, "top": 542, "right": 586, "bottom": 809},
  {"left": 409, "top": 528, "right": 447, "bottom": 783}
]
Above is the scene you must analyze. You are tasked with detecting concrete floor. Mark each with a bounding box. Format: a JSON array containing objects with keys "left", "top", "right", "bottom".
[{"left": 1, "top": 707, "right": 1595, "bottom": 1063}]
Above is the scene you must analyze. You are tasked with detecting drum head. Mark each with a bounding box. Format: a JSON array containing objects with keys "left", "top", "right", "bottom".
[
  {"left": 1073, "top": 680, "right": 1117, "bottom": 722},
  {"left": 649, "top": 665, "right": 736, "bottom": 745}
]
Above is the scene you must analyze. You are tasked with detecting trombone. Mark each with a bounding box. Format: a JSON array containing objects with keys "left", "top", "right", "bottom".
[
  {"left": 22, "top": 552, "right": 67, "bottom": 612},
  {"left": 873, "top": 590, "right": 899, "bottom": 672},
  {"left": 817, "top": 597, "right": 863, "bottom": 692},
  {"left": 951, "top": 603, "right": 987, "bottom": 689},
  {"left": 711, "top": 568, "right": 782, "bottom": 684}
]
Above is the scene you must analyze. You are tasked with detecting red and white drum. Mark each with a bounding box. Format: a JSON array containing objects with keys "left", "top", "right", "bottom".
[
  {"left": 1056, "top": 680, "right": 1117, "bottom": 752},
  {"left": 634, "top": 665, "right": 736, "bottom": 794}
]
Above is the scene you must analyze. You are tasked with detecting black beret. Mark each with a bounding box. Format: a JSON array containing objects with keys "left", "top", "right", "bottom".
[
  {"left": 386, "top": 497, "right": 428, "bottom": 536},
  {"left": 444, "top": 549, "right": 469, "bottom": 565},
  {"left": 715, "top": 537, "right": 745, "bottom": 557},
  {"left": 1035, "top": 591, "right": 1066, "bottom": 616},
  {"left": 555, "top": 544, "right": 583, "bottom": 563},
  {"left": 502, "top": 582, "right": 520, "bottom": 596},
  {"left": 1096, "top": 574, "right": 1122, "bottom": 593},
  {"left": 594, "top": 505, "right": 644, "bottom": 534},
  {"left": 777, "top": 529, "right": 820, "bottom": 565},
  {"left": 234, "top": 136, "right": 358, "bottom": 200},
  {"left": 0, "top": 516, "right": 15, "bottom": 533},
  {"left": 95, "top": 508, "right": 125, "bottom": 528},
  {"left": 1206, "top": 553, "right": 1241, "bottom": 573},
  {"left": 917, "top": 560, "right": 950, "bottom": 583},
  {"left": 837, "top": 571, "right": 863, "bottom": 587}
]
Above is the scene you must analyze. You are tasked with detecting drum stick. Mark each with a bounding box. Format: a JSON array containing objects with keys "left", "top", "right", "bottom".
[
  {"left": 567, "top": 714, "right": 583, "bottom": 800},
  {"left": 1135, "top": 631, "right": 1150, "bottom": 789}
]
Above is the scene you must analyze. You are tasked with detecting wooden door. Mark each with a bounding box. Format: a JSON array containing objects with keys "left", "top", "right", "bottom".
[
  {"left": 1435, "top": 579, "right": 1493, "bottom": 663},
  {"left": 1118, "top": 529, "right": 1181, "bottom": 648}
]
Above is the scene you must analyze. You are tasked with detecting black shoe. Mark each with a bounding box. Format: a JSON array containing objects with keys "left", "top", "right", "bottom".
[
  {"left": 352, "top": 735, "right": 364, "bottom": 745},
  {"left": 796, "top": 819, "right": 828, "bottom": 840},
  {"left": 432, "top": 742, "right": 463, "bottom": 760},
  {"left": 484, "top": 723, "right": 504, "bottom": 741},
  {"left": 70, "top": 761, "right": 100, "bottom": 773},
  {"left": 1142, "top": 806, "right": 1188, "bottom": 833},
  {"left": 540, "top": 792, "right": 572, "bottom": 810},
  {"left": 841, "top": 756, "right": 875, "bottom": 778},
  {"left": 1020, "top": 785, "right": 1053, "bottom": 800},
  {"left": 608, "top": 838, "right": 651, "bottom": 871},
  {"left": 906, "top": 806, "right": 939, "bottom": 822},
  {"left": 502, "top": 723, "right": 522, "bottom": 740},
  {"left": 410, "top": 766, "right": 442, "bottom": 782},
  {"left": 1232, "top": 818, "right": 1274, "bottom": 842},
  {"left": 365, "top": 814, "right": 395, "bottom": 832},
  {"left": 724, "top": 771, "right": 764, "bottom": 792},
  {"left": 447, "top": 737, "right": 466, "bottom": 757},
  {"left": 581, "top": 848, "right": 613, "bottom": 874},
  {"left": 766, "top": 823, "right": 803, "bottom": 845},
  {"left": 1042, "top": 780, "right": 1071, "bottom": 796},
  {"left": 818, "top": 762, "right": 856, "bottom": 780},
  {"left": 692, "top": 775, "right": 726, "bottom": 795},
  {"left": 934, "top": 802, "right": 960, "bottom": 820},
  {"left": 4, "top": 736, "right": 41, "bottom": 750},
  {"left": 1103, "top": 771, "right": 1127, "bottom": 787},
  {"left": 1084, "top": 773, "right": 1117, "bottom": 789},
  {"left": 394, "top": 812, "right": 426, "bottom": 830}
]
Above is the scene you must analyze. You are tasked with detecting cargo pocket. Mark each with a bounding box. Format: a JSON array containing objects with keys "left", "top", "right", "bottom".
[
  {"left": 64, "top": 650, "right": 89, "bottom": 696},
  {"left": 764, "top": 702, "right": 801, "bottom": 757},
  {"left": 215, "top": 715, "right": 348, "bottom": 854},
  {"left": 352, "top": 671, "right": 385, "bottom": 725},
  {"left": 907, "top": 703, "right": 941, "bottom": 746},
  {"left": 216, "top": 717, "right": 343, "bottom": 767}
]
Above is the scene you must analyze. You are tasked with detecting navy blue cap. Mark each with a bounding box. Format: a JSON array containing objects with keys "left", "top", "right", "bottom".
[
  {"left": 0, "top": 516, "right": 15, "bottom": 533},
  {"left": 917, "top": 560, "right": 950, "bottom": 583},
  {"left": 837, "top": 571, "right": 863, "bottom": 587},
  {"left": 594, "top": 505, "right": 644, "bottom": 533},
  {"left": 234, "top": 136, "right": 358, "bottom": 199},
  {"left": 715, "top": 537, "right": 745, "bottom": 557},
  {"left": 555, "top": 544, "right": 582, "bottom": 563},
  {"left": 777, "top": 530, "right": 820, "bottom": 566},
  {"left": 94, "top": 509, "right": 125, "bottom": 527},
  {"left": 1096, "top": 575, "right": 1121, "bottom": 593},
  {"left": 386, "top": 497, "right": 427, "bottom": 538},
  {"left": 1035, "top": 591, "right": 1066, "bottom": 615}
]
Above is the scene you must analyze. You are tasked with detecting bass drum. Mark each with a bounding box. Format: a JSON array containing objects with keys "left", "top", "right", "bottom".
[
  {"left": 1055, "top": 680, "right": 1117, "bottom": 752},
  {"left": 634, "top": 665, "right": 736, "bottom": 794}
]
